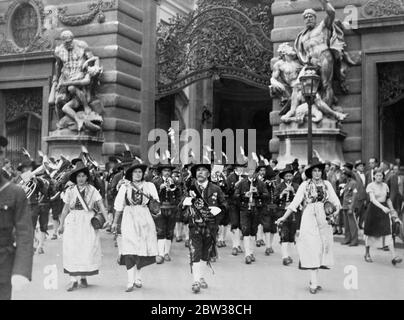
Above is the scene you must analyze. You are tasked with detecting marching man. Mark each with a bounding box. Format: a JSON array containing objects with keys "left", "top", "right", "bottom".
[{"left": 182, "top": 163, "right": 226, "bottom": 293}]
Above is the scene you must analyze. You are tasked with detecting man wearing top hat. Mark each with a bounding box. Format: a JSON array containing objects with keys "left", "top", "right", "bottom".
[
  {"left": 275, "top": 164, "right": 300, "bottom": 265},
  {"left": 182, "top": 163, "right": 226, "bottom": 293},
  {"left": 235, "top": 164, "right": 269, "bottom": 264},
  {"left": 0, "top": 136, "right": 34, "bottom": 300},
  {"left": 153, "top": 163, "right": 182, "bottom": 263},
  {"left": 341, "top": 163, "right": 359, "bottom": 246}
]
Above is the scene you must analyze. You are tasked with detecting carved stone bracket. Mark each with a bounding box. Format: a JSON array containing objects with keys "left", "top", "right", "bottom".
[
  {"left": 0, "top": 0, "right": 54, "bottom": 55},
  {"left": 57, "top": 0, "right": 117, "bottom": 26},
  {"left": 362, "top": 0, "right": 404, "bottom": 18},
  {"left": 157, "top": 0, "right": 273, "bottom": 97}
]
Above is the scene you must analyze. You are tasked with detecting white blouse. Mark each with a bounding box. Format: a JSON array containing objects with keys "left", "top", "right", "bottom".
[{"left": 114, "top": 181, "right": 159, "bottom": 212}]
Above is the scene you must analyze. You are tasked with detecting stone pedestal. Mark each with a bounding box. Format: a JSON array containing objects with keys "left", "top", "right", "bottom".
[
  {"left": 272, "top": 119, "right": 346, "bottom": 167},
  {"left": 44, "top": 130, "right": 105, "bottom": 164}
]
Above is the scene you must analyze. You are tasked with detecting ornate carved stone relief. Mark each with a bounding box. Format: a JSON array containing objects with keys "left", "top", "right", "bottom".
[
  {"left": 362, "top": 0, "right": 404, "bottom": 18},
  {"left": 57, "top": 0, "right": 117, "bottom": 26},
  {"left": 0, "top": 0, "right": 53, "bottom": 55},
  {"left": 378, "top": 62, "right": 404, "bottom": 108},
  {"left": 4, "top": 87, "right": 42, "bottom": 121},
  {"left": 157, "top": 0, "right": 274, "bottom": 97}
]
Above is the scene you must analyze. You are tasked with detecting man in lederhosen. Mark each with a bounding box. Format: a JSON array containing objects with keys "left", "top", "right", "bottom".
[
  {"left": 275, "top": 165, "right": 299, "bottom": 265},
  {"left": 153, "top": 163, "right": 182, "bottom": 263},
  {"left": 235, "top": 165, "right": 269, "bottom": 264},
  {"left": 180, "top": 163, "right": 194, "bottom": 248},
  {"left": 212, "top": 165, "right": 229, "bottom": 249},
  {"left": 255, "top": 161, "right": 269, "bottom": 248},
  {"left": 0, "top": 136, "right": 34, "bottom": 300},
  {"left": 226, "top": 164, "right": 245, "bottom": 256},
  {"left": 182, "top": 163, "right": 226, "bottom": 293}
]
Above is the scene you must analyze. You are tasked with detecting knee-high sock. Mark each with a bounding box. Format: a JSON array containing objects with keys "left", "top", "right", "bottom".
[
  {"left": 218, "top": 226, "right": 224, "bottom": 242},
  {"left": 184, "top": 225, "right": 189, "bottom": 241},
  {"left": 52, "top": 219, "right": 59, "bottom": 235},
  {"left": 176, "top": 222, "right": 183, "bottom": 238},
  {"left": 310, "top": 270, "right": 318, "bottom": 288},
  {"left": 223, "top": 225, "right": 228, "bottom": 242},
  {"left": 269, "top": 233, "right": 275, "bottom": 247},
  {"left": 70, "top": 276, "right": 78, "bottom": 283},
  {"left": 164, "top": 239, "right": 172, "bottom": 256},
  {"left": 243, "top": 236, "right": 251, "bottom": 256},
  {"left": 256, "top": 225, "right": 264, "bottom": 241},
  {"left": 135, "top": 268, "right": 142, "bottom": 281},
  {"left": 157, "top": 239, "right": 165, "bottom": 256},
  {"left": 192, "top": 262, "right": 202, "bottom": 282},
  {"left": 38, "top": 232, "right": 46, "bottom": 248},
  {"left": 250, "top": 236, "right": 255, "bottom": 255},
  {"left": 281, "top": 242, "right": 289, "bottom": 259},
  {"left": 232, "top": 229, "right": 240, "bottom": 248},
  {"left": 264, "top": 232, "right": 271, "bottom": 249},
  {"left": 127, "top": 267, "right": 135, "bottom": 285}
]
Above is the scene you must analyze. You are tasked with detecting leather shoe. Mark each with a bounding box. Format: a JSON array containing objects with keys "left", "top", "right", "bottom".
[
  {"left": 287, "top": 256, "right": 293, "bottom": 264},
  {"left": 222, "top": 241, "right": 227, "bottom": 247},
  {"left": 245, "top": 256, "right": 252, "bottom": 264},
  {"left": 256, "top": 240, "right": 261, "bottom": 247},
  {"left": 265, "top": 248, "right": 271, "bottom": 256},
  {"left": 250, "top": 254, "right": 256, "bottom": 262},
  {"left": 217, "top": 241, "right": 223, "bottom": 248},
  {"left": 349, "top": 242, "right": 359, "bottom": 247},
  {"left": 200, "top": 278, "right": 208, "bottom": 289},
  {"left": 134, "top": 279, "right": 142, "bottom": 288},
  {"left": 364, "top": 254, "right": 373, "bottom": 263},
  {"left": 268, "top": 247, "right": 274, "bottom": 254},
  {"left": 192, "top": 282, "right": 201, "bottom": 293},
  {"left": 260, "top": 240, "right": 265, "bottom": 246},
  {"left": 341, "top": 241, "right": 350, "bottom": 245},
  {"left": 392, "top": 257, "right": 403, "bottom": 266},
  {"left": 237, "top": 246, "right": 244, "bottom": 253},
  {"left": 156, "top": 255, "right": 164, "bottom": 264},
  {"left": 67, "top": 281, "right": 78, "bottom": 292},
  {"left": 231, "top": 247, "right": 238, "bottom": 256},
  {"left": 283, "top": 258, "right": 292, "bottom": 266},
  {"left": 176, "top": 237, "right": 183, "bottom": 243},
  {"left": 309, "top": 287, "right": 318, "bottom": 294},
  {"left": 126, "top": 284, "right": 134, "bottom": 292},
  {"left": 36, "top": 247, "right": 44, "bottom": 254},
  {"left": 164, "top": 254, "right": 171, "bottom": 262}
]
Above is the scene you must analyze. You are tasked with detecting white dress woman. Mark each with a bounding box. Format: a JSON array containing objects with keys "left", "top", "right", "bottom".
[
  {"left": 277, "top": 160, "right": 341, "bottom": 294},
  {"left": 59, "top": 163, "right": 108, "bottom": 291},
  {"left": 112, "top": 161, "right": 159, "bottom": 292}
]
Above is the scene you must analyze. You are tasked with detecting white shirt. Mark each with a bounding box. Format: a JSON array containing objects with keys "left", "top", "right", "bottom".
[{"left": 358, "top": 172, "right": 365, "bottom": 185}]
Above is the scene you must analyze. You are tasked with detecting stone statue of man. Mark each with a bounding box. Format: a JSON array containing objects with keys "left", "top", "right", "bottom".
[
  {"left": 294, "top": 0, "right": 355, "bottom": 107},
  {"left": 50, "top": 30, "right": 103, "bottom": 132}
]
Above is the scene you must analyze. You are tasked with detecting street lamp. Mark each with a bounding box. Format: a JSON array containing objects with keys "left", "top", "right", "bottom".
[{"left": 300, "top": 66, "right": 321, "bottom": 165}]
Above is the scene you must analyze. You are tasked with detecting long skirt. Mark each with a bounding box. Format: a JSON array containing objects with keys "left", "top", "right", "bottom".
[
  {"left": 63, "top": 209, "right": 101, "bottom": 276},
  {"left": 364, "top": 202, "right": 393, "bottom": 248},
  {"left": 117, "top": 205, "right": 157, "bottom": 270},
  {"left": 297, "top": 202, "right": 334, "bottom": 270}
]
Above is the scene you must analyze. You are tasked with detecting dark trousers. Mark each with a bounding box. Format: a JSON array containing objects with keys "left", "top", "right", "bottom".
[
  {"left": 189, "top": 225, "right": 216, "bottom": 263},
  {"left": 155, "top": 208, "right": 177, "bottom": 240},
  {"left": 31, "top": 204, "right": 50, "bottom": 233},
  {"left": 356, "top": 200, "right": 367, "bottom": 229},
  {"left": 343, "top": 209, "right": 359, "bottom": 244},
  {"left": 228, "top": 203, "right": 240, "bottom": 230},
  {"left": 240, "top": 207, "right": 260, "bottom": 237},
  {"left": 261, "top": 207, "right": 280, "bottom": 234},
  {"left": 0, "top": 281, "right": 11, "bottom": 300},
  {"left": 279, "top": 213, "right": 297, "bottom": 243}
]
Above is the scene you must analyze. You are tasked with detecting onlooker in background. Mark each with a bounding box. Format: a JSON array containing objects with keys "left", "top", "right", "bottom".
[
  {"left": 1, "top": 159, "right": 15, "bottom": 181},
  {"left": 291, "top": 159, "right": 303, "bottom": 185},
  {"left": 325, "top": 161, "right": 331, "bottom": 175},
  {"left": 387, "top": 164, "right": 403, "bottom": 218},
  {"left": 270, "top": 159, "right": 279, "bottom": 176},
  {"left": 353, "top": 160, "right": 367, "bottom": 229},
  {"left": 340, "top": 166, "right": 359, "bottom": 246},
  {"left": 366, "top": 157, "right": 378, "bottom": 186},
  {"left": 380, "top": 161, "right": 393, "bottom": 182},
  {"left": 327, "top": 161, "right": 341, "bottom": 193}
]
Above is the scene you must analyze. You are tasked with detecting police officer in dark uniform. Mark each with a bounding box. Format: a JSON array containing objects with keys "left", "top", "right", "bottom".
[
  {"left": 153, "top": 163, "right": 182, "bottom": 263},
  {"left": 0, "top": 136, "right": 34, "bottom": 300},
  {"left": 235, "top": 166, "right": 269, "bottom": 264},
  {"left": 182, "top": 163, "right": 226, "bottom": 293},
  {"left": 274, "top": 165, "right": 299, "bottom": 265}
]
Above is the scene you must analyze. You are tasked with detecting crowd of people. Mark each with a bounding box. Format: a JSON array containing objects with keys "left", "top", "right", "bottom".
[{"left": 0, "top": 134, "right": 403, "bottom": 299}]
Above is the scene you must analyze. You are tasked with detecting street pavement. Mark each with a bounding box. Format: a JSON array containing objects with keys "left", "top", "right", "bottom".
[{"left": 13, "top": 231, "right": 404, "bottom": 300}]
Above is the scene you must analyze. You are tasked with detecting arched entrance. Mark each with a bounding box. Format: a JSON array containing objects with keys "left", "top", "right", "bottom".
[{"left": 156, "top": 0, "right": 274, "bottom": 159}]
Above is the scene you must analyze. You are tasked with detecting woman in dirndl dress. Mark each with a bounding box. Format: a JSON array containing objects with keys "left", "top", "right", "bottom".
[
  {"left": 364, "top": 169, "right": 402, "bottom": 266},
  {"left": 59, "top": 162, "right": 109, "bottom": 291},
  {"left": 112, "top": 161, "right": 159, "bottom": 292},
  {"left": 276, "top": 159, "right": 341, "bottom": 294}
]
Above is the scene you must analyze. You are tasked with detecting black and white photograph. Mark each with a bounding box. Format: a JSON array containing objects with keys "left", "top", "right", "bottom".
[{"left": 0, "top": 0, "right": 403, "bottom": 306}]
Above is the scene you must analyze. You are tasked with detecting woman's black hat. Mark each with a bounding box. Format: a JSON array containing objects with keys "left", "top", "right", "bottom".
[
  {"left": 304, "top": 158, "right": 326, "bottom": 179},
  {"left": 124, "top": 160, "right": 148, "bottom": 181},
  {"left": 69, "top": 162, "right": 90, "bottom": 183}
]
